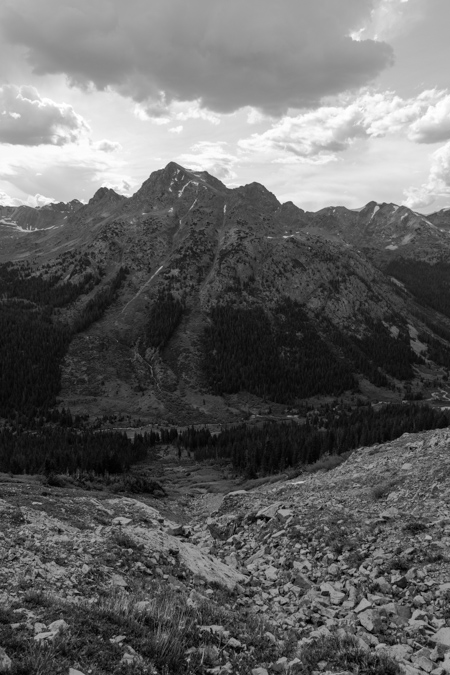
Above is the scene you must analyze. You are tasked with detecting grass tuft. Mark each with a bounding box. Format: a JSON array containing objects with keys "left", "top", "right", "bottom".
[{"left": 297, "top": 633, "right": 401, "bottom": 675}]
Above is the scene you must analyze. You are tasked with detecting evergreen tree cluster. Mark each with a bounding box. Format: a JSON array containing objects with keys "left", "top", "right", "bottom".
[
  {"left": 202, "top": 299, "right": 356, "bottom": 403},
  {"left": 385, "top": 259, "right": 450, "bottom": 320},
  {"left": 327, "top": 318, "right": 420, "bottom": 386},
  {"left": 355, "top": 318, "right": 420, "bottom": 381},
  {"left": 73, "top": 267, "right": 128, "bottom": 333},
  {"left": 0, "top": 425, "right": 154, "bottom": 475},
  {"left": 0, "top": 262, "right": 95, "bottom": 308},
  {"left": 186, "top": 403, "right": 450, "bottom": 475},
  {"left": 145, "top": 291, "right": 184, "bottom": 351},
  {"left": 0, "top": 264, "right": 127, "bottom": 417},
  {"left": 0, "top": 305, "right": 70, "bottom": 417}
]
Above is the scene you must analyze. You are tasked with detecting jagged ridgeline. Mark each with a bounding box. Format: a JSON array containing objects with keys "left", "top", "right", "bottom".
[{"left": 202, "top": 298, "right": 356, "bottom": 402}]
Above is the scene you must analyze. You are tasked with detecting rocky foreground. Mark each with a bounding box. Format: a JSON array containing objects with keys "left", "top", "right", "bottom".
[{"left": 1, "top": 427, "right": 450, "bottom": 673}]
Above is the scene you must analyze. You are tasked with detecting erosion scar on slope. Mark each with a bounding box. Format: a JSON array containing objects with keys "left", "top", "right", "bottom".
[{"left": 120, "top": 265, "right": 164, "bottom": 315}]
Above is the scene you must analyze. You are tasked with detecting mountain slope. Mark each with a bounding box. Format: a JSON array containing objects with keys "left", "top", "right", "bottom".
[{"left": 2, "top": 162, "right": 450, "bottom": 422}]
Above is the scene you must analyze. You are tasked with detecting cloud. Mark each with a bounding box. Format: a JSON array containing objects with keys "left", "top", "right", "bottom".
[
  {"left": 26, "top": 193, "right": 56, "bottom": 207},
  {"left": 352, "top": 0, "right": 424, "bottom": 40},
  {"left": 134, "top": 99, "right": 221, "bottom": 125},
  {"left": 409, "top": 96, "right": 450, "bottom": 144},
  {"left": 100, "top": 178, "right": 132, "bottom": 195},
  {"left": 92, "top": 138, "right": 122, "bottom": 152},
  {"left": 0, "top": 189, "right": 20, "bottom": 206},
  {"left": 0, "top": 189, "right": 55, "bottom": 207},
  {"left": 0, "top": 84, "right": 89, "bottom": 145},
  {"left": 0, "top": 139, "right": 130, "bottom": 203},
  {"left": 403, "top": 141, "right": 450, "bottom": 208},
  {"left": 177, "top": 142, "right": 238, "bottom": 182},
  {"left": 239, "top": 89, "right": 450, "bottom": 163},
  {"left": 0, "top": 0, "right": 394, "bottom": 115},
  {"left": 168, "top": 126, "right": 183, "bottom": 134}
]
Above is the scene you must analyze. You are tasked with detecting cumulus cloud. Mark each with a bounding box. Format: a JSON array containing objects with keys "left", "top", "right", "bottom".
[
  {"left": 92, "top": 139, "right": 122, "bottom": 153},
  {"left": 0, "top": 0, "right": 394, "bottom": 115},
  {"left": 403, "top": 141, "right": 450, "bottom": 208},
  {"left": 0, "top": 139, "right": 129, "bottom": 203},
  {"left": 239, "top": 89, "right": 450, "bottom": 163},
  {"left": 27, "top": 193, "right": 56, "bottom": 207},
  {"left": 169, "top": 126, "right": 183, "bottom": 134},
  {"left": 100, "top": 178, "right": 132, "bottom": 195},
  {"left": 0, "top": 189, "right": 20, "bottom": 206},
  {"left": 177, "top": 142, "right": 238, "bottom": 182},
  {"left": 352, "top": 0, "right": 424, "bottom": 40},
  {"left": 0, "top": 84, "right": 89, "bottom": 145},
  {"left": 409, "top": 96, "right": 450, "bottom": 144}
]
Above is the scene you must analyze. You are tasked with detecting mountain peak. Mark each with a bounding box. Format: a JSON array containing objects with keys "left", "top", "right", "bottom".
[
  {"left": 89, "top": 187, "right": 123, "bottom": 205},
  {"left": 235, "top": 182, "right": 280, "bottom": 212}
]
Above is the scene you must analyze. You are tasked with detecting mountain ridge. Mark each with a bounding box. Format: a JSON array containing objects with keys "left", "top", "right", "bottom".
[{"left": 2, "top": 162, "right": 450, "bottom": 423}]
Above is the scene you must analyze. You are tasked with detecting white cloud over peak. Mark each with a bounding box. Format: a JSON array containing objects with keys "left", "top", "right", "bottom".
[
  {"left": 177, "top": 142, "right": 238, "bottom": 182},
  {"left": 239, "top": 89, "right": 450, "bottom": 163},
  {"left": 0, "top": 84, "right": 89, "bottom": 145},
  {"left": 0, "top": 0, "right": 394, "bottom": 115},
  {"left": 100, "top": 178, "right": 133, "bottom": 195}
]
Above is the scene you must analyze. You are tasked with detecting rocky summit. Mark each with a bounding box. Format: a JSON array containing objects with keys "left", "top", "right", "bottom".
[{"left": 1, "top": 426, "right": 450, "bottom": 674}]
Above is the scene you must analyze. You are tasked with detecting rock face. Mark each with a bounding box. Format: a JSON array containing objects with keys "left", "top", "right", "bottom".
[
  {"left": 187, "top": 426, "right": 450, "bottom": 675},
  {"left": 0, "top": 494, "right": 243, "bottom": 597}
]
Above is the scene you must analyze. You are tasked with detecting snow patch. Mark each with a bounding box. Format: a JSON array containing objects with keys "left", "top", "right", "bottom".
[
  {"left": 178, "top": 180, "right": 192, "bottom": 197},
  {"left": 223, "top": 204, "right": 227, "bottom": 215},
  {"left": 188, "top": 198, "right": 197, "bottom": 212},
  {"left": 369, "top": 204, "right": 380, "bottom": 221},
  {"left": 0, "top": 219, "right": 59, "bottom": 233},
  {"left": 178, "top": 180, "right": 199, "bottom": 198},
  {"left": 401, "top": 233, "right": 414, "bottom": 245},
  {"left": 385, "top": 244, "right": 398, "bottom": 250}
]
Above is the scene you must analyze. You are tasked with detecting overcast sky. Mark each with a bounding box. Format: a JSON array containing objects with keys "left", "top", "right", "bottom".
[{"left": 0, "top": 0, "right": 449, "bottom": 212}]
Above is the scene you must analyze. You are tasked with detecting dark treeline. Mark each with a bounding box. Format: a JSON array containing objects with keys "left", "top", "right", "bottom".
[
  {"left": 72, "top": 267, "right": 128, "bottom": 333},
  {"left": 0, "top": 306, "right": 70, "bottom": 417},
  {"left": 180, "top": 403, "right": 450, "bottom": 475},
  {"left": 385, "top": 259, "right": 450, "bottom": 320},
  {"left": 0, "top": 426, "right": 156, "bottom": 475},
  {"left": 327, "top": 317, "right": 421, "bottom": 386},
  {"left": 0, "top": 262, "right": 96, "bottom": 308},
  {"left": 0, "top": 264, "right": 127, "bottom": 418},
  {"left": 145, "top": 291, "right": 184, "bottom": 351},
  {"left": 202, "top": 299, "right": 356, "bottom": 403}
]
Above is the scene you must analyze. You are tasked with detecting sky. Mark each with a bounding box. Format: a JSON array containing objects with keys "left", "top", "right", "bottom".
[{"left": 0, "top": 0, "right": 449, "bottom": 213}]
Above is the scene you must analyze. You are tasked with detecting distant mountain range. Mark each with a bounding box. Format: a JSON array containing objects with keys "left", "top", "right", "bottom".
[{"left": 2, "top": 162, "right": 450, "bottom": 423}]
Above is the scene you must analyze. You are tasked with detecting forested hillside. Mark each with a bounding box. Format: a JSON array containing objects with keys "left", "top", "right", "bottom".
[
  {"left": 202, "top": 299, "right": 356, "bottom": 403},
  {"left": 186, "top": 403, "right": 450, "bottom": 475}
]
